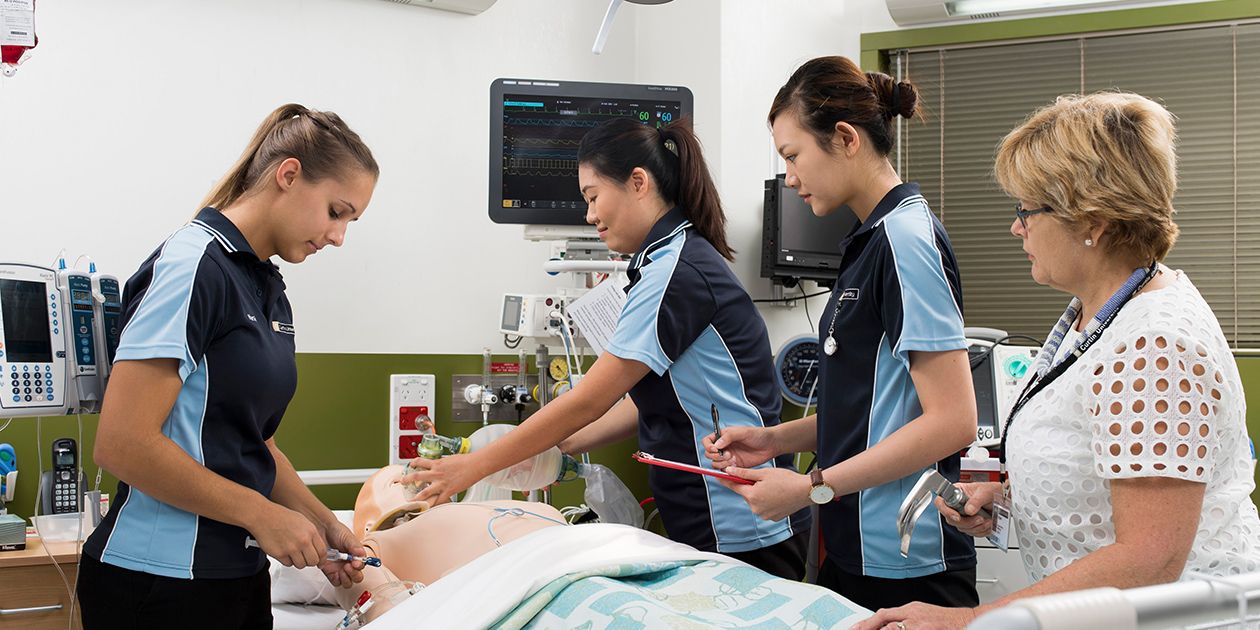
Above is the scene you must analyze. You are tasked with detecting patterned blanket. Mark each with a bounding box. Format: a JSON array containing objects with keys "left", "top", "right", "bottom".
[{"left": 496, "top": 559, "right": 865, "bottom": 629}]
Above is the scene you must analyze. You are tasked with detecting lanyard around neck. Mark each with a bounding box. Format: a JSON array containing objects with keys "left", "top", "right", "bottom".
[{"left": 998, "top": 262, "right": 1159, "bottom": 468}]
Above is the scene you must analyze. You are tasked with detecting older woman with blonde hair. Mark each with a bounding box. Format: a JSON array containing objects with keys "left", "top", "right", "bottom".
[{"left": 856, "top": 92, "right": 1260, "bottom": 630}]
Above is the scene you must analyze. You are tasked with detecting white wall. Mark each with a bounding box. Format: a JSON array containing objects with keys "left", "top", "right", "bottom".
[{"left": 0, "top": 0, "right": 899, "bottom": 354}]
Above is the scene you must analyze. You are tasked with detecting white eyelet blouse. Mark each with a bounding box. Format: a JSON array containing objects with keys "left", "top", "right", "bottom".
[{"left": 1005, "top": 270, "right": 1260, "bottom": 581}]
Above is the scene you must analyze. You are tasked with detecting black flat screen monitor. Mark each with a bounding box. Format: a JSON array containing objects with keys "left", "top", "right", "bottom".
[
  {"left": 0, "top": 278, "right": 53, "bottom": 363},
  {"left": 489, "top": 78, "right": 693, "bottom": 225},
  {"left": 760, "top": 175, "right": 858, "bottom": 285}
]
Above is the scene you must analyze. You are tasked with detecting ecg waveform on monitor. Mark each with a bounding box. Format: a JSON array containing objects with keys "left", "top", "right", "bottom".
[{"left": 500, "top": 95, "right": 684, "bottom": 206}]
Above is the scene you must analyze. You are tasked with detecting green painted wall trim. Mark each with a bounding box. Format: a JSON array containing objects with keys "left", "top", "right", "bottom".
[
  {"left": 2, "top": 351, "right": 1254, "bottom": 522},
  {"left": 862, "top": 0, "right": 1259, "bottom": 62}
]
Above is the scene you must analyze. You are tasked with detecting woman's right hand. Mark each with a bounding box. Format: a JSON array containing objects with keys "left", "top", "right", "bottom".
[
  {"left": 935, "top": 481, "right": 1002, "bottom": 537},
  {"left": 703, "top": 426, "right": 778, "bottom": 470},
  {"left": 249, "top": 503, "right": 327, "bottom": 569}
]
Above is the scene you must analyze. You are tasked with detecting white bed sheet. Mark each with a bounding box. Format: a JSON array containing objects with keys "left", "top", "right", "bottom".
[
  {"left": 272, "top": 602, "right": 346, "bottom": 630},
  {"left": 366, "top": 523, "right": 740, "bottom": 629}
]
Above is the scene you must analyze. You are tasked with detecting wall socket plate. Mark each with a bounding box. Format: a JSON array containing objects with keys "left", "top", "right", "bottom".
[{"left": 450, "top": 374, "right": 542, "bottom": 423}]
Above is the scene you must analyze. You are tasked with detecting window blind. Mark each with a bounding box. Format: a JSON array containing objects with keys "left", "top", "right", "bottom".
[{"left": 896, "top": 22, "right": 1260, "bottom": 347}]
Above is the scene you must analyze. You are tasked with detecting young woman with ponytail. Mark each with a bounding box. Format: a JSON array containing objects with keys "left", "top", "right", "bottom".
[
  {"left": 78, "top": 104, "right": 378, "bottom": 629},
  {"left": 409, "top": 117, "right": 812, "bottom": 579},
  {"left": 704, "top": 56, "right": 981, "bottom": 609}
]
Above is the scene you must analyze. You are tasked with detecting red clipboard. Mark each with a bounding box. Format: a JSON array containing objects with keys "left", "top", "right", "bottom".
[{"left": 632, "top": 451, "right": 754, "bottom": 485}]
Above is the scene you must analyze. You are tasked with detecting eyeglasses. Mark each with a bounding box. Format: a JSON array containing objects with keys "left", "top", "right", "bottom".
[{"left": 1014, "top": 204, "right": 1053, "bottom": 230}]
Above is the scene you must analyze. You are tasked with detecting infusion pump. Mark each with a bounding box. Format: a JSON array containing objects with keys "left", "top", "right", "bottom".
[{"left": 0, "top": 263, "right": 120, "bottom": 418}]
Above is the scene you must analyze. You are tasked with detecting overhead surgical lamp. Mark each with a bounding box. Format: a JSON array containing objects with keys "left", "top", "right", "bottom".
[{"left": 592, "top": 0, "right": 673, "bottom": 55}]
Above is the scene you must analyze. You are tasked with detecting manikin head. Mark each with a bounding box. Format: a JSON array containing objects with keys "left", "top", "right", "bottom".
[{"left": 352, "top": 464, "right": 430, "bottom": 539}]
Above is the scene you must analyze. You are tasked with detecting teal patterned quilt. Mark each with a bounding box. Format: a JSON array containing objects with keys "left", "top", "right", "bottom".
[{"left": 493, "top": 560, "right": 865, "bottom": 629}]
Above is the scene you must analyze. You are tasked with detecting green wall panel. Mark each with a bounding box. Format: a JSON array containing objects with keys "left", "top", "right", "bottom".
[
  {"left": 279, "top": 352, "right": 653, "bottom": 514},
  {"left": 0, "top": 413, "right": 109, "bottom": 520},
  {"left": 2, "top": 352, "right": 1253, "bottom": 529}
]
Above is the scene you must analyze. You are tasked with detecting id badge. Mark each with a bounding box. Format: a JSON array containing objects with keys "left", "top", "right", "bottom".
[{"left": 986, "top": 493, "right": 1012, "bottom": 552}]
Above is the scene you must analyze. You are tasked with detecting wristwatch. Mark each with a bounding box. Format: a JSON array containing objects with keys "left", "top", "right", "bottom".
[{"left": 808, "top": 469, "right": 835, "bottom": 504}]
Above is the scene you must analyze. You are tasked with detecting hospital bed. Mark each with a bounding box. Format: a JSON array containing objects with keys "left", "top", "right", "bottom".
[
  {"left": 267, "top": 511, "right": 871, "bottom": 629},
  {"left": 968, "top": 570, "right": 1260, "bottom": 630}
]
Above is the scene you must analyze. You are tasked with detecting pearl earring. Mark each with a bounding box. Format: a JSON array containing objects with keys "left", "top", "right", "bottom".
[{"left": 1084, "top": 238, "right": 1094, "bottom": 247}]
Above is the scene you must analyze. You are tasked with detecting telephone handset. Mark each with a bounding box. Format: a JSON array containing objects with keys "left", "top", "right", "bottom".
[{"left": 40, "top": 438, "right": 85, "bottom": 515}]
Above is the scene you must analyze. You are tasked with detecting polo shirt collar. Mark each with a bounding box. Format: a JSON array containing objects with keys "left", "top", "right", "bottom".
[
  {"left": 849, "top": 182, "right": 921, "bottom": 239},
  {"left": 191, "top": 207, "right": 282, "bottom": 275},
  {"left": 628, "top": 207, "right": 691, "bottom": 272},
  {"left": 191, "top": 207, "right": 259, "bottom": 258}
]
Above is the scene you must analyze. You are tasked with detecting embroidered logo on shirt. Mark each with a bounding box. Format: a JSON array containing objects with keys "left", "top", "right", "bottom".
[
  {"left": 246, "top": 313, "right": 258, "bottom": 322},
  {"left": 272, "top": 321, "right": 295, "bottom": 335},
  {"left": 839, "top": 288, "right": 859, "bottom": 301}
]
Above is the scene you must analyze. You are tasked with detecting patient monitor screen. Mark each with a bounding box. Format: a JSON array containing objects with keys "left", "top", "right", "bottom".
[
  {"left": 0, "top": 278, "right": 53, "bottom": 363},
  {"left": 501, "top": 295, "right": 523, "bottom": 332},
  {"left": 500, "top": 94, "right": 683, "bottom": 213},
  {"left": 489, "top": 79, "right": 693, "bottom": 226}
]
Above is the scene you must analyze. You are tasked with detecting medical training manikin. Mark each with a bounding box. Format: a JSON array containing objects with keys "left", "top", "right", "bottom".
[
  {"left": 333, "top": 422, "right": 642, "bottom": 627},
  {"left": 334, "top": 465, "right": 568, "bottom": 626}
]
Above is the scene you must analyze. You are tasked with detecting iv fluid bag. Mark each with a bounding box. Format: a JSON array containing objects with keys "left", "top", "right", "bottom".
[{"left": 470, "top": 424, "right": 563, "bottom": 492}]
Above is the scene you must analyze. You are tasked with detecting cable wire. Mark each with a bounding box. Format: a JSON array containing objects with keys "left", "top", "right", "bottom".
[
  {"left": 969, "top": 334, "right": 1043, "bottom": 371},
  {"left": 33, "top": 418, "right": 76, "bottom": 624},
  {"left": 801, "top": 285, "right": 815, "bottom": 334},
  {"left": 753, "top": 289, "right": 829, "bottom": 304}
]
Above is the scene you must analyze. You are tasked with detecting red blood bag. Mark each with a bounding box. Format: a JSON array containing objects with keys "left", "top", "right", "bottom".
[{"left": 0, "top": 0, "right": 36, "bottom": 76}]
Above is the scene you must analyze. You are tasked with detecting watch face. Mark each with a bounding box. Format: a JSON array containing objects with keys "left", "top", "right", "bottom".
[{"left": 809, "top": 484, "right": 834, "bottom": 504}]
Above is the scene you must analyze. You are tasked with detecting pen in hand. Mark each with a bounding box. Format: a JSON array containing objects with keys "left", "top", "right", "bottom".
[{"left": 711, "top": 403, "right": 724, "bottom": 457}]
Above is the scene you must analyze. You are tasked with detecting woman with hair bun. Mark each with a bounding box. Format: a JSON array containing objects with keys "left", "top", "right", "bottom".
[{"left": 706, "top": 55, "right": 980, "bottom": 610}]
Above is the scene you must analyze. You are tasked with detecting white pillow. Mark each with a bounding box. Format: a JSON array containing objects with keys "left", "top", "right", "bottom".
[{"left": 269, "top": 509, "right": 356, "bottom": 606}]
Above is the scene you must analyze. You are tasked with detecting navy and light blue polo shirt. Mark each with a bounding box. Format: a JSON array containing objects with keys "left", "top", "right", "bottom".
[
  {"left": 608, "top": 207, "right": 810, "bottom": 553},
  {"left": 84, "top": 208, "right": 298, "bottom": 579},
  {"left": 816, "top": 183, "right": 975, "bottom": 578}
]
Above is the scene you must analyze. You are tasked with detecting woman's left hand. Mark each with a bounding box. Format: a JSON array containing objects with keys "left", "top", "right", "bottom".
[
  {"left": 406, "top": 454, "right": 481, "bottom": 505},
  {"left": 849, "top": 603, "right": 977, "bottom": 630},
  {"left": 319, "top": 521, "right": 367, "bottom": 587},
  {"left": 717, "top": 466, "right": 811, "bottom": 522}
]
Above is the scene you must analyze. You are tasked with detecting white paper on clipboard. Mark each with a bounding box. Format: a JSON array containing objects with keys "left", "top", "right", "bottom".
[{"left": 566, "top": 274, "right": 629, "bottom": 357}]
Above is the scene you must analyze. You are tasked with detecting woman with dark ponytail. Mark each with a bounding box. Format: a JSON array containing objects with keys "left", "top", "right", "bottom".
[
  {"left": 705, "top": 56, "right": 981, "bottom": 610},
  {"left": 409, "top": 117, "right": 812, "bottom": 579},
  {"left": 78, "top": 104, "right": 378, "bottom": 629}
]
